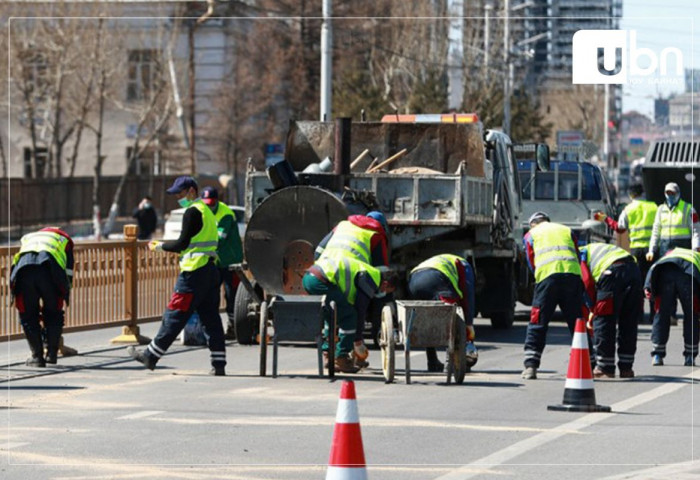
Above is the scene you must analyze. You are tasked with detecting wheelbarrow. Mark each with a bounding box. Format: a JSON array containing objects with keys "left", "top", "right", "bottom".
[
  {"left": 379, "top": 300, "right": 466, "bottom": 385},
  {"left": 258, "top": 295, "right": 337, "bottom": 378}
]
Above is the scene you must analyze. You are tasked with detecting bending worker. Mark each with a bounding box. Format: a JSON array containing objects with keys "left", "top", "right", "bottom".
[
  {"left": 303, "top": 251, "right": 395, "bottom": 374},
  {"left": 127, "top": 176, "right": 227, "bottom": 376},
  {"left": 594, "top": 183, "right": 656, "bottom": 318},
  {"left": 10, "top": 227, "right": 74, "bottom": 367},
  {"left": 580, "top": 243, "right": 642, "bottom": 379},
  {"left": 201, "top": 186, "right": 243, "bottom": 341},
  {"left": 314, "top": 210, "right": 390, "bottom": 368},
  {"left": 644, "top": 248, "right": 700, "bottom": 367},
  {"left": 521, "top": 211, "right": 583, "bottom": 380},
  {"left": 408, "top": 254, "right": 477, "bottom": 373}
]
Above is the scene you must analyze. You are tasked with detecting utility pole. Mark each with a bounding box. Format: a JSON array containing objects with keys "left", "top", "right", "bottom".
[
  {"left": 503, "top": 0, "right": 511, "bottom": 136},
  {"left": 447, "top": 0, "right": 464, "bottom": 110},
  {"left": 484, "top": 0, "right": 493, "bottom": 69},
  {"left": 603, "top": 84, "right": 610, "bottom": 169},
  {"left": 320, "top": 0, "right": 332, "bottom": 121}
]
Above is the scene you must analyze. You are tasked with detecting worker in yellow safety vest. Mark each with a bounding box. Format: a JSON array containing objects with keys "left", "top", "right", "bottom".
[
  {"left": 127, "top": 176, "right": 227, "bottom": 376},
  {"left": 521, "top": 211, "right": 586, "bottom": 380}
]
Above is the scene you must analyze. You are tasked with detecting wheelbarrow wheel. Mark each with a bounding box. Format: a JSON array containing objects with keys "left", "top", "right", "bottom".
[
  {"left": 450, "top": 315, "right": 467, "bottom": 385},
  {"left": 380, "top": 305, "right": 395, "bottom": 383}
]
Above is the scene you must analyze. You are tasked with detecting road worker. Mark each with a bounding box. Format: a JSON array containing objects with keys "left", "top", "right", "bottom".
[
  {"left": 10, "top": 227, "right": 74, "bottom": 367},
  {"left": 593, "top": 183, "right": 656, "bottom": 320},
  {"left": 201, "top": 186, "right": 244, "bottom": 340},
  {"left": 580, "top": 243, "right": 642, "bottom": 378},
  {"left": 408, "top": 254, "right": 477, "bottom": 373},
  {"left": 302, "top": 251, "right": 395, "bottom": 373},
  {"left": 521, "top": 211, "right": 584, "bottom": 380},
  {"left": 644, "top": 248, "right": 700, "bottom": 367},
  {"left": 127, "top": 176, "right": 227, "bottom": 375},
  {"left": 646, "top": 182, "right": 699, "bottom": 262},
  {"left": 314, "top": 210, "right": 390, "bottom": 368}
]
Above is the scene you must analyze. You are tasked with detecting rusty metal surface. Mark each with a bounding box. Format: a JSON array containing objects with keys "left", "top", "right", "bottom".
[
  {"left": 285, "top": 121, "right": 485, "bottom": 177},
  {"left": 244, "top": 186, "right": 348, "bottom": 295},
  {"left": 396, "top": 300, "right": 455, "bottom": 349}
]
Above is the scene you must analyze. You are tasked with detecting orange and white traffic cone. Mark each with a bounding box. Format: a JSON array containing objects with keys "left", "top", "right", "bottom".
[
  {"left": 548, "top": 318, "right": 611, "bottom": 413},
  {"left": 326, "top": 380, "right": 368, "bottom": 480}
]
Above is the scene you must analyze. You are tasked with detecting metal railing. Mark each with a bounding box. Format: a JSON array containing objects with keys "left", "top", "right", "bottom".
[{"left": 1, "top": 225, "right": 222, "bottom": 342}]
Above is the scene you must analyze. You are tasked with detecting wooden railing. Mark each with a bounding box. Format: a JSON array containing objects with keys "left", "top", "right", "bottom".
[{"left": 1, "top": 225, "right": 222, "bottom": 342}]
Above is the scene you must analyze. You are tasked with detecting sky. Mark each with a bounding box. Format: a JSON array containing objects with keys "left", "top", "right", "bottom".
[{"left": 620, "top": 0, "right": 698, "bottom": 117}]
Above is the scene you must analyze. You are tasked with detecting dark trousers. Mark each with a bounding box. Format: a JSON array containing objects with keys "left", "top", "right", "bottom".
[
  {"left": 145, "top": 262, "right": 226, "bottom": 368},
  {"left": 524, "top": 273, "right": 585, "bottom": 369},
  {"left": 592, "top": 260, "right": 642, "bottom": 373},
  {"left": 220, "top": 266, "right": 240, "bottom": 332},
  {"left": 408, "top": 269, "right": 460, "bottom": 367},
  {"left": 651, "top": 265, "right": 699, "bottom": 359},
  {"left": 302, "top": 273, "right": 357, "bottom": 357},
  {"left": 14, "top": 264, "right": 64, "bottom": 358}
]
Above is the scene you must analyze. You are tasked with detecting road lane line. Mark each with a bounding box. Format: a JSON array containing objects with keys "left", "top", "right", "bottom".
[
  {"left": 116, "top": 410, "right": 163, "bottom": 420},
  {"left": 1, "top": 442, "right": 29, "bottom": 450},
  {"left": 435, "top": 370, "right": 698, "bottom": 480}
]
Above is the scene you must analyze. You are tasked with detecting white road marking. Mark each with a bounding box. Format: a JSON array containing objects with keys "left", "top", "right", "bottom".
[
  {"left": 434, "top": 370, "right": 698, "bottom": 480},
  {"left": 116, "top": 410, "right": 163, "bottom": 420},
  {"left": 1, "top": 442, "right": 29, "bottom": 450}
]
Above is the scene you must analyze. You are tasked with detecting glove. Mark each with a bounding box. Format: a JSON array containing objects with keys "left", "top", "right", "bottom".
[
  {"left": 645, "top": 252, "right": 654, "bottom": 262},
  {"left": 593, "top": 211, "right": 607, "bottom": 222},
  {"left": 353, "top": 342, "right": 369, "bottom": 361},
  {"left": 148, "top": 241, "right": 164, "bottom": 252},
  {"left": 466, "top": 325, "right": 475, "bottom": 342},
  {"left": 586, "top": 311, "right": 594, "bottom": 331}
]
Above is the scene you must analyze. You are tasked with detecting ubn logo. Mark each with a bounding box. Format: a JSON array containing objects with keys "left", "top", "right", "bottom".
[{"left": 572, "top": 30, "right": 683, "bottom": 84}]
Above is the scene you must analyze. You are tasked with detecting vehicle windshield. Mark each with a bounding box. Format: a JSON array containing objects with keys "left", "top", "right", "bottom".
[{"left": 518, "top": 161, "right": 603, "bottom": 201}]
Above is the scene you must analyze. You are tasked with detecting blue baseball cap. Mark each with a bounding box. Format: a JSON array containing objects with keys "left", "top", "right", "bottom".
[
  {"left": 366, "top": 211, "right": 389, "bottom": 233},
  {"left": 166, "top": 176, "right": 198, "bottom": 194}
]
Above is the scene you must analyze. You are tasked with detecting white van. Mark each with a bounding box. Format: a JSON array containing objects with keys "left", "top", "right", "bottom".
[{"left": 163, "top": 205, "right": 246, "bottom": 240}]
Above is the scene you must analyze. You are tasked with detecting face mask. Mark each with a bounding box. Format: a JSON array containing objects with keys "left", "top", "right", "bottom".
[
  {"left": 178, "top": 197, "right": 193, "bottom": 208},
  {"left": 143, "top": 201, "right": 152, "bottom": 209},
  {"left": 665, "top": 193, "right": 679, "bottom": 207}
]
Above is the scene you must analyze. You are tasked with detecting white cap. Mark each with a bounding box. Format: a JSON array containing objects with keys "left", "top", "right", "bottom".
[{"left": 664, "top": 182, "right": 680, "bottom": 194}]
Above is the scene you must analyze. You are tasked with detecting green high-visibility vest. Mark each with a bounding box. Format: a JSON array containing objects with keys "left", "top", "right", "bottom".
[
  {"left": 662, "top": 247, "right": 700, "bottom": 272},
  {"left": 13, "top": 230, "right": 69, "bottom": 270},
  {"left": 657, "top": 200, "right": 692, "bottom": 242},
  {"left": 314, "top": 253, "right": 381, "bottom": 305},
  {"left": 212, "top": 202, "right": 243, "bottom": 266},
  {"left": 530, "top": 222, "right": 581, "bottom": 283},
  {"left": 624, "top": 199, "right": 657, "bottom": 248},
  {"left": 322, "top": 220, "right": 374, "bottom": 264},
  {"left": 179, "top": 200, "right": 218, "bottom": 272},
  {"left": 581, "top": 243, "right": 634, "bottom": 282},
  {"left": 411, "top": 254, "right": 464, "bottom": 298}
]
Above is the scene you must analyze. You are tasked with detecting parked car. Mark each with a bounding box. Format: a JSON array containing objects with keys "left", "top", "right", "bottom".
[{"left": 163, "top": 205, "right": 246, "bottom": 240}]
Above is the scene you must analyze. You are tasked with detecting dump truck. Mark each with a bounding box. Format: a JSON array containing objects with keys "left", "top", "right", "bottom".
[
  {"left": 642, "top": 140, "right": 699, "bottom": 208},
  {"left": 232, "top": 114, "right": 549, "bottom": 344}
]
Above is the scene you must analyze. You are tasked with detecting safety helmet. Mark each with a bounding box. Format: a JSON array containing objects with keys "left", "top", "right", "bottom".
[
  {"left": 366, "top": 211, "right": 389, "bottom": 233},
  {"left": 528, "top": 211, "right": 550, "bottom": 225}
]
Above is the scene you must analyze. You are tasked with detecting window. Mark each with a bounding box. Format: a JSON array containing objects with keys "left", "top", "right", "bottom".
[
  {"left": 127, "top": 50, "right": 159, "bottom": 101},
  {"left": 23, "top": 146, "right": 48, "bottom": 178}
]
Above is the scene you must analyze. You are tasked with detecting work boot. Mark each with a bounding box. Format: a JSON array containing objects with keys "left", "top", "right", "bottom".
[
  {"left": 224, "top": 326, "right": 236, "bottom": 340},
  {"left": 593, "top": 367, "right": 615, "bottom": 379},
  {"left": 45, "top": 351, "right": 58, "bottom": 365},
  {"left": 619, "top": 369, "right": 635, "bottom": 378},
  {"left": 209, "top": 366, "right": 226, "bottom": 376},
  {"left": 652, "top": 354, "right": 664, "bottom": 366},
  {"left": 684, "top": 355, "right": 695, "bottom": 367},
  {"left": 427, "top": 359, "right": 444, "bottom": 373},
  {"left": 126, "top": 346, "right": 156, "bottom": 371},
  {"left": 334, "top": 355, "right": 360, "bottom": 374},
  {"left": 521, "top": 366, "right": 537, "bottom": 380},
  {"left": 25, "top": 355, "right": 46, "bottom": 367},
  {"left": 352, "top": 343, "right": 369, "bottom": 369}
]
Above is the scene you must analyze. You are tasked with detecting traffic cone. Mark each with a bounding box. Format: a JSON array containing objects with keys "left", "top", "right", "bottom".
[
  {"left": 548, "top": 318, "right": 611, "bottom": 413},
  {"left": 326, "top": 380, "right": 368, "bottom": 480}
]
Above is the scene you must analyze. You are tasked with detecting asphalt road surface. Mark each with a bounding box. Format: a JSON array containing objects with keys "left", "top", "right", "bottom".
[{"left": 2, "top": 308, "right": 699, "bottom": 480}]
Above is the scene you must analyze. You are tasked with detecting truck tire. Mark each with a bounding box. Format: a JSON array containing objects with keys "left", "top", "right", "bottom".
[
  {"left": 233, "top": 285, "right": 259, "bottom": 345},
  {"left": 489, "top": 309, "right": 514, "bottom": 329}
]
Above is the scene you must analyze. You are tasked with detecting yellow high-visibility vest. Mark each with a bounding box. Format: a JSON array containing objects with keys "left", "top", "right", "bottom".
[{"left": 530, "top": 222, "right": 581, "bottom": 283}]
